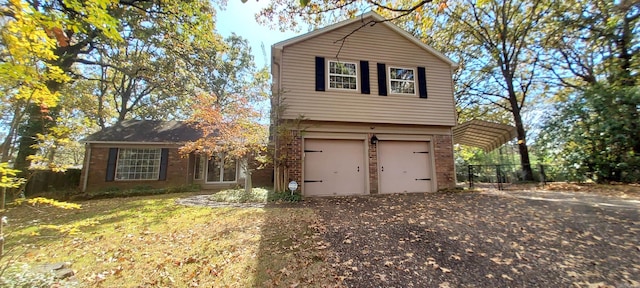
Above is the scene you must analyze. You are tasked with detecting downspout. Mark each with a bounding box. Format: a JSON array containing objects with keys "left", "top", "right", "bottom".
[{"left": 81, "top": 143, "right": 91, "bottom": 192}]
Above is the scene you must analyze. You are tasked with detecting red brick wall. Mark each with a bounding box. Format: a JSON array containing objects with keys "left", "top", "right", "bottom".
[
  {"left": 368, "top": 133, "right": 379, "bottom": 194},
  {"left": 278, "top": 129, "right": 456, "bottom": 194},
  {"left": 250, "top": 159, "right": 274, "bottom": 188},
  {"left": 81, "top": 145, "right": 191, "bottom": 192},
  {"left": 434, "top": 135, "right": 456, "bottom": 190},
  {"left": 286, "top": 131, "right": 303, "bottom": 184}
]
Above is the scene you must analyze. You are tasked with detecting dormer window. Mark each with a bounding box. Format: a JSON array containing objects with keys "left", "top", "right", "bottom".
[
  {"left": 389, "top": 67, "right": 416, "bottom": 94},
  {"left": 328, "top": 61, "right": 358, "bottom": 90}
]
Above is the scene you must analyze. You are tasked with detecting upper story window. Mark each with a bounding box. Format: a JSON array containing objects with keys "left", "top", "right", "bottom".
[
  {"left": 115, "top": 148, "right": 161, "bottom": 180},
  {"left": 389, "top": 67, "right": 416, "bottom": 94},
  {"left": 328, "top": 61, "right": 358, "bottom": 90}
]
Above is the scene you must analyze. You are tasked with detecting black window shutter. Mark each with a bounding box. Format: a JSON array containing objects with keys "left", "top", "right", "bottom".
[
  {"left": 360, "top": 61, "right": 370, "bottom": 94},
  {"left": 377, "top": 63, "right": 387, "bottom": 96},
  {"left": 159, "top": 148, "right": 169, "bottom": 181},
  {"left": 105, "top": 148, "right": 118, "bottom": 182},
  {"left": 315, "top": 57, "right": 325, "bottom": 91},
  {"left": 418, "top": 66, "right": 428, "bottom": 98}
]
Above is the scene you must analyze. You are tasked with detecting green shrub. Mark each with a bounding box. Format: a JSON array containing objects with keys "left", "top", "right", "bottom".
[
  {"left": 209, "top": 188, "right": 302, "bottom": 203},
  {"left": 268, "top": 191, "right": 302, "bottom": 202},
  {"left": 209, "top": 188, "right": 269, "bottom": 203},
  {"left": 73, "top": 184, "right": 200, "bottom": 200}
]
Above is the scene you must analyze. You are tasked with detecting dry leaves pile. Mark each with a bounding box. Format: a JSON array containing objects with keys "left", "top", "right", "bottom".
[
  {"left": 5, "top": 189, "right": 638, "bottom": 287},
  {"left": 307, "top": 191, "right": 639, "bottom": 287}
]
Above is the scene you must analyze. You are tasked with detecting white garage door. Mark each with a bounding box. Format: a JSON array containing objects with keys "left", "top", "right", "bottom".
[
  {"left": 379, "top": 141, "right": 433, "bottom": 194},
  {"left": 304, "top": 139, "right": 366, "bottom": 196}
]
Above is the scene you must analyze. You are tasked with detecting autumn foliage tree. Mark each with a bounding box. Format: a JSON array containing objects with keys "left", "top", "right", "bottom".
[
  {"left": 1, "top": 0, "right": 220, "bottom": 175},
  {"left": 181, "top": 36, "right": 270, "bottom": 193}
]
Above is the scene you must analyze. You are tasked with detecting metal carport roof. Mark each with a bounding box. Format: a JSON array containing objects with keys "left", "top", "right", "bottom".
[{"left": 453, "top": 120, "right": 517, "bottom": 152}]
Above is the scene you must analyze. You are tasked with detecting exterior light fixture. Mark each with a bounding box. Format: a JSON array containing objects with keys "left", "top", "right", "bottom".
[{"left": 371, "top": 134, "right": 378, "bottom": 145}]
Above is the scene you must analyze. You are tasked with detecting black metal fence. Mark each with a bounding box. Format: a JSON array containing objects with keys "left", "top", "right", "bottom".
[{"left": 456, "top": 164, "right": 578, "bottom": 190}]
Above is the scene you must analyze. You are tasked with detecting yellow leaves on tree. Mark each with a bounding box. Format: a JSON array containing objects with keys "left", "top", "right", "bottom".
[
  {"left": 0, "top": 0, "right": 69, "bottom": 108},
  {"left": 0, "top": 163, "right": 25, "bottom": 189}
]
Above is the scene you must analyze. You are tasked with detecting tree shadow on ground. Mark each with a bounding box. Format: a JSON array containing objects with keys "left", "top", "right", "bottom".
[{"left": 253, "top": 202, "right": 340, "bottom": 287}]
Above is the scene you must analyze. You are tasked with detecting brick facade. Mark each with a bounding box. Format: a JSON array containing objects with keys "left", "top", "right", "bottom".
[
  {"left": 368, "top": 133, "right": 379, "bottom": 194},
  {"left": 81, "top": 145, "right": 192, "bottom": 192},
  {"left": 433, "top": 134, "right": 456, "bottom": 190},
  {"left": 281, "top": 128, "right": 456, "bottom": 195},
  {"left": 285, "top": 131, "right": 303, "bottom": 185}
]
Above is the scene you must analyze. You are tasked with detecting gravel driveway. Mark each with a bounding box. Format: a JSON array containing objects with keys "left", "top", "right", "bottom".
[{"left": 306, "top": 191, "right": 640, "bottom": 287}]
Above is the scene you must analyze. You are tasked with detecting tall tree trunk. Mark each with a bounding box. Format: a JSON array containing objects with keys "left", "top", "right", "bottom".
[
  {"left": 506, "top": 79, "right": 534, "bottom": 181},
  {"left": 13, "top": 71, "right": 66, "bottom": 172},
  {"left": 14, "top": 104, "right": 45, "bottom": 172},
  {"left": 513, "top": 110, "right": 533, "bottom": 181}
]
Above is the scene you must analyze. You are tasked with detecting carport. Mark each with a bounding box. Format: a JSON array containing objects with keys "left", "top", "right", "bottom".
[
  {"left": 452, "top": 119, "right": 517, "bottom": 152},
  {"left": 453, "top": 120, "right": 519, "bottom": 189}
]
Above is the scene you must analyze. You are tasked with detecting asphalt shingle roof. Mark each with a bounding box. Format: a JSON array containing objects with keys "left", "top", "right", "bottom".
[{"left": 83, "top": 120, "right": 202, "bottom": 143}]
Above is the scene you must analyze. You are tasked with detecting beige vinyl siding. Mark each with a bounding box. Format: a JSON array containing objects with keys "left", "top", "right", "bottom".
[{"left": 278, "top": 17, "right": 456, "bottom": 126}]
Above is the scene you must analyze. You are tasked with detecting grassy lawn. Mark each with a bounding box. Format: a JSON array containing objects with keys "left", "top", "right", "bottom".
[{"left": 3, "top": 192, "right": 335, "bottom": 287}]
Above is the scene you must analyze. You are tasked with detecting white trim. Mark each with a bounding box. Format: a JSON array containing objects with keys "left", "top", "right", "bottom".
[
  {"left": 303, "top": 132, "right": 367, "bottom": 140},
  {"left": 387, "top": 66, "right": 417, "bottom": 95},
  {"left": 194, "top": 154, "right": 205, "bottom": 180},
  {"left": 204, "top": 154, "right": 239, "bottom": 184},
  {"left": 114, "top": 148, "right": 162, "bottom": 181},
  {"left": 375, "top": 134, "right": 433, "bottom": 141},
  {"left": 272, "top": 12, "right": 458, "bottom": 69},
  {"left": 327, "top": 60, "right": 359, "bottom": 91}
]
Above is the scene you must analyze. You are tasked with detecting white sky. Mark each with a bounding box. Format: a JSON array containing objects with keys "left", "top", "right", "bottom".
[{"left": 216, "top": 0, "right": 300, "bottom": 69}]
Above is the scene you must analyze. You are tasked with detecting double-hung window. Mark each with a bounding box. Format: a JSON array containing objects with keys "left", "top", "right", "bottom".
[
  {"left": 328, "top": 61, "right": 358, "bottom": 90},
  {"left": 389, "top": 67, "right": 416, "bottom": 94},
  {"left": 115, "top": 148, "right": 161, "bottom": 180}
]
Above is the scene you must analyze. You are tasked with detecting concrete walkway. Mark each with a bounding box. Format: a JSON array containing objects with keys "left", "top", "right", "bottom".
[{"left": 175, "top": 194, "right": 266, "bottom": 208}]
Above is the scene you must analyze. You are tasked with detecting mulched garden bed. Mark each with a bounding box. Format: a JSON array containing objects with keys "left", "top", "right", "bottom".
[{"left": 304, "top": 191, "right": 640, "bottom": 288}]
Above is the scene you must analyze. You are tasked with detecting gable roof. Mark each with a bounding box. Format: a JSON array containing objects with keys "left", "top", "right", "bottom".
[
  {"left": 83, "top": 120, "right": 202, "bottom": 144},
  {"left": 272, "top": 12, "right": 457, "bottom": 68}
]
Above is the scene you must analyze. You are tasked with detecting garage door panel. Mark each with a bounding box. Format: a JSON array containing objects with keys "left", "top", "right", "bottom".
[
  {"left": 379, "top": 141, "right": 432, "bottom": 193},
  {"left": 304, "top": 139, "right": 366, "bottom": 196}
]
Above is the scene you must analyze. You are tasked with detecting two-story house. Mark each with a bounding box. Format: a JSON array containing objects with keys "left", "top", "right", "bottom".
[{"left": 271, "top": 12, "right": 458, "bottom": 196}]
